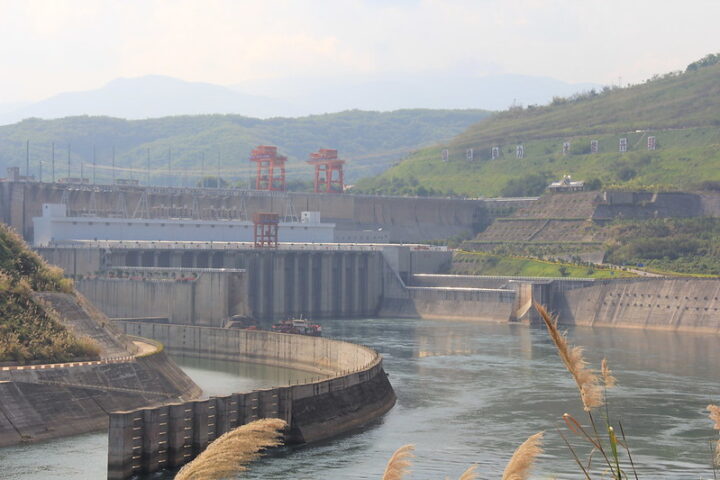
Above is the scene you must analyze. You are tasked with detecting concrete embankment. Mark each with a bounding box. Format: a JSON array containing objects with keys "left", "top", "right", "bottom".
[
  {"left": 109, "top": 322, "right": 396, "bottom": 479},
  {"left": 0, "top": 346, "right": 200, "bottom": 447},
  {"left": 554, "top": 278, "right": 720, "bottom": 332},
  {"left": 394, "top": 274, "right": 720, "bottom": 334},
  {"left": 0, "top": 292, "right": 201, "bottom": 448}
]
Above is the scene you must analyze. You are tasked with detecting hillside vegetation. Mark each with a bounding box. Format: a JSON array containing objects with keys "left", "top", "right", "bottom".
[
  {"left": 0, "top": 109, "right": 490, "bottom": 187},
  {"left": 605, "top": 217, "right": 720, "bottom": 275},
  {"left": 0, "top": 223, "right": 99, "bottom": 364},
  {"left": 452, "top": 251, "right": 634, "bottom": 278},
  {"left": 356, "top": 54, "right": 720, "bottom": 197}
]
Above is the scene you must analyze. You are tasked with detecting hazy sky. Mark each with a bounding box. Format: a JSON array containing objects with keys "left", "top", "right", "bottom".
[{"left": 1, "top": 0, "right": 719, "bottom": 103}]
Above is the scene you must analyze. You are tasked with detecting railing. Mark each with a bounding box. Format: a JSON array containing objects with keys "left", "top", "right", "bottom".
[{"left": 41, "top": 240, "right": 448, "bottom": 252}]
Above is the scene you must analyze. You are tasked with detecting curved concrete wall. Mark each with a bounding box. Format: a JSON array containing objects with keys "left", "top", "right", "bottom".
[{"left": 109, "top": 322, "right": 396, "bottom": 479}]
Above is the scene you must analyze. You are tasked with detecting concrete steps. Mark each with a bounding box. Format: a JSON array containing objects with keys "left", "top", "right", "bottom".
[{"left": 36, "top": 292, "right": 132, "bottom": 359}]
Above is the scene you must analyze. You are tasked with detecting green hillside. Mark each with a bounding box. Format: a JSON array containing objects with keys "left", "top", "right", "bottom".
[
  {"left": 0, "top": 109, "right": 490, "bottom": 187},
  {"left": 0, "top": 223, "right": 99, "bottom": 364},
  {"left": 356, "top": 54, "right": 720, "bottom": 197}
]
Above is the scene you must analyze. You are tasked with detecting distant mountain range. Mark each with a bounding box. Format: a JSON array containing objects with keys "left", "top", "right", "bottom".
[
  {"left": 0, "top": 74, "right": 599, "bottom": 125},
  {"left": 0, "top": 109, "right": 491, "bottom": 185}
]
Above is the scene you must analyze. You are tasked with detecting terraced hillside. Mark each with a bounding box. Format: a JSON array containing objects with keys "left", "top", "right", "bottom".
[
  {"left": 463, "top": 190, "right": 720, "bottom": 265},
  {"left": 356, "top": 54, "right": 720, "bottom": 197}
]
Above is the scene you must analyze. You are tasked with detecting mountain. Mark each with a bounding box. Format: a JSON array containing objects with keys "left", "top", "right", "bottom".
[
  {"left": 0, "top": 109, "right": 491, "bottom": 185},
  {"left": 355, "top": 55, "right": 720, "bottom": 197},
  {"left": 0, "top": 76, "right": 296, "bottom": 125},
  {"left": 232, "top": 73, "right": 600, "bottom": 114}
]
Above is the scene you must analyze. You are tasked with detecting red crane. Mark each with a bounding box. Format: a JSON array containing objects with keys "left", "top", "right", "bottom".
[
  {"left": 307, "top": 149, "right": 345, "bottom": 194},
  {"left": 250, "top": 145, "right": 287, "bottom": 191}
]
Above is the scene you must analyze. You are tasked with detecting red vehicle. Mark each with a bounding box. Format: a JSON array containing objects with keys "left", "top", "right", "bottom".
[{"left": 271, "top": 318, "right": 322, "bottom": 336}]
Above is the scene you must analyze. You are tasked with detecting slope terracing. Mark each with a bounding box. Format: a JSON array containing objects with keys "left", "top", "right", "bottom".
[{"left": 463, "top": 190, "right": 719, "bottom": 262}]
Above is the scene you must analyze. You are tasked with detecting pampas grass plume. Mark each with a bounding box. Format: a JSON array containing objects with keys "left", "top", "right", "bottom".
[
  {"left": 382, "top": 444, "right": 415, "bottom": 480},
  {"left": 502, "top": 432, "right": 544, "bottom": 480},
  {"left": 707, "top": 404, "right": 720, "bottom": 466},
  {"left": 175, "top": 418, "right": 287, "bottom": 480},
  {"left": 601, "top": 358, "right": 617, "bottom": 388},
  {"left": 458, "top": 464, "right": 478, "bottom": 480},
  {"left": 534, "top": 303, "right": 603, "bottom": 411}
]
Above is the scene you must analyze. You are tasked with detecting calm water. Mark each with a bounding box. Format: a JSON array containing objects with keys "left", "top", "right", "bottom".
[{"left": 2, "top": 318, "right": 719, "bottom": 479}]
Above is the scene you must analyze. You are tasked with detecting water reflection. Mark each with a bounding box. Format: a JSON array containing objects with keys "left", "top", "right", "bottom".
[{"left": 2, "top": 318, "right": 719, "bottom": 480}]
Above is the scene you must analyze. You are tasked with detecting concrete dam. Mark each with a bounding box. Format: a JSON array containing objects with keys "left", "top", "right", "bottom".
[{"left": 0, "top": 180, "right": 530, "bottom": 244}]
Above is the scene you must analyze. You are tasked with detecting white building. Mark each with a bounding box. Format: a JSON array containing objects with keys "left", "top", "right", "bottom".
[
  {"left": 548, "top": 175, "right": 585, "bottom": 193},
  {"left": 33, "top": 204, "right": 335, "bottom": 246}
]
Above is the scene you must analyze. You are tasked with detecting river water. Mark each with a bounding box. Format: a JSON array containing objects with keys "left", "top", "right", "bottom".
[{"left": 2, "top": 317, "right": 719, "bottom": 479}]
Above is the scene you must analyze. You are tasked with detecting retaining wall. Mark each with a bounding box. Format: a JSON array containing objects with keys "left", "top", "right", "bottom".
[
  {"left": 76, "top": 269, "right": 248, "bottom": 326},
  {"left": 0, "top": 348, "right": 200, "bottom": 447},
  {"left": 109, "top": 322, "right": 396, "bottom": 479},
  {"left": 554, "top": 278, "right": 720, "bottom": 332}
]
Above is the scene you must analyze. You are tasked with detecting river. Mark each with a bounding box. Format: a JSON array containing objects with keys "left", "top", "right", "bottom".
[{"left": 2, "top": 317, "right": 719, "bottom": 479}]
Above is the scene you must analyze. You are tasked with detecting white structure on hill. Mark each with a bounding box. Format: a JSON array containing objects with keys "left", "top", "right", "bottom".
[{"left": 548, "top": 175, "right": 584, "bottom": 193}]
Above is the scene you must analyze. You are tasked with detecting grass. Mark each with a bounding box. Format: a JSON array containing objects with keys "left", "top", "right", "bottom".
[
  {"left": 452, "top": 251, "right": 636, "bottom": 278},
  {"left": 0, "top": 222, "right": 99, "bottom": 364},
  {"left": 356, "top": 57, "right": 720, "bottom": 197}
]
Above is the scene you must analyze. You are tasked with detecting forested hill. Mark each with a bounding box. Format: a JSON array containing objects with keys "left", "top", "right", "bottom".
[
  {"left": 0, "top": 109, "right": 490, "bottom": 186},
  {"left": 355, "top": 54, "right": 720, "bottom": 197}
]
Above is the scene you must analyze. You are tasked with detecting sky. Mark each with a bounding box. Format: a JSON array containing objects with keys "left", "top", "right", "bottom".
[{"left": 1, "top": 0, "right": 719, "bottom": 104}]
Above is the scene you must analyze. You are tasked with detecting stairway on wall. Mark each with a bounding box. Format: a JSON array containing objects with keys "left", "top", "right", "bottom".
[{"left": 35, "top": 292, "right": 135, "bottom": 359}]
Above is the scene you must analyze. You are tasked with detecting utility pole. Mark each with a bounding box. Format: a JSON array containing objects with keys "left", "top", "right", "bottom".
[
  {"left": 112, "top": 146, "right": 116, "bottom": 184},
  {"left": 92, "top": 145, "right": 96, "bottom": 184},
  {"left": 67, "top": 143, "right": 71, "bottom": 179},
  {"left": 51, "top": 142, "right": 55, "bottom": 183},
  {"left": 201, "top": 152, "right": 205, "bottom": 188},
  {"left": 167, "top": 147, "right": 171, "bottom": 187},
  {"left": 25, "top": 140, "right": 29, "bottom": 178},
  {"left": 38, "top": 145, "right": 42, "bottom": 182},
  {"left": 146, "top": 148, "right": 150, "bottom": 185},
  {"left": 80, "top": 161, "right": 84, "bottom": 181},
  {"left": 216, "top": 151, "right": 220, "bottom": 189}
]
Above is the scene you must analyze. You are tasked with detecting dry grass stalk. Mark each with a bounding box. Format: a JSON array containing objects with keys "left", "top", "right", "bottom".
[
  {"left": 502, "top": 432, "right": 544, "bottom": 480},
  {"left": 708, "top": 404, "right": 720, "bottom": 430},
  {"left": 458, "top": 464, "right": 478, "bottom": 480},
  {"left": 382, "top": 444, "right": 415, "bottom": 480},
  {"left": 707, "top": 404, "right": 720, "bottom": 465},
  {"left": 175, "top": 418, "right": 287, "bottom": 480},
  {"left": 535, "top": 303, "right": 603, "bottom": 411},
  {"left": 601, "top": 358, "right": 617, "bottom": 388}
]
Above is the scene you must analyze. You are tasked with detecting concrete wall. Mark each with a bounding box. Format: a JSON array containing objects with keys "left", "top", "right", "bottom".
[
  {"left": 0, "top": 181, "right": 498, "bottom": 243},
  {"left": 553, "top": 278, "right": 720, "bottom": 332},
  {"left": 41, "top": 246, "right": 386, "bottom": 321},
  {"left": 76, "top": 269, "right": 248, "bottom": 326},
  {"left": 0, "top": 348, "right": 200, "bottom": 447},
  {"left": 406, "top": 286, "right": 516, "bottom": 322},
  {"left": 109, "top": 322, "right": 396, "bottom": 479}
]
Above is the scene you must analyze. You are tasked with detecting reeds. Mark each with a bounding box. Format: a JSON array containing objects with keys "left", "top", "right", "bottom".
[
  {"left": 535, "top": 302, "right": 602, "bottom": 411},
  {"left": 708, "top": 404, "right": 720, "bottom": 467},
  {"left": 175, "top": 418, "right": 287, "bottom": 480},
  {"left": 382, "top": 444, "right": 414, "bottom": 480},
  {"left": 502, "top": 432, "right": 544, "bottom": 480},
  {"left": 457, "top": 464, "right": 478, "bottom": 480}
]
